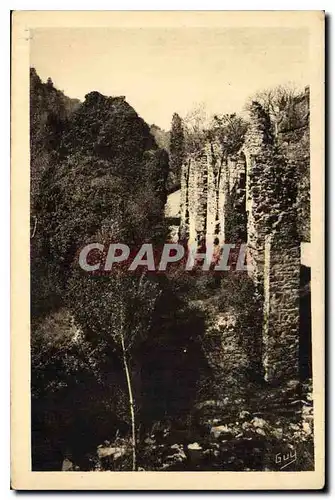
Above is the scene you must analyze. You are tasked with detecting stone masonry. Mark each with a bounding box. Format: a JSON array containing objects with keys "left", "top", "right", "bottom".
[{"left": 169, "top": 95, "right": 309, "bottom": 385}]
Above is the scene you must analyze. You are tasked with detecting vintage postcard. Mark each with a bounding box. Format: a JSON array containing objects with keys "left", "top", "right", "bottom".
[{"left": 11, "top": 10, "right": 325, "bottom": 490}]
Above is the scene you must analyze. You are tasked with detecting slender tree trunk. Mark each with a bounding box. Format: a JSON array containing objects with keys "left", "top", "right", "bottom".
[{"left": 120, "top": 335, "right": 136, "bottom": 471}]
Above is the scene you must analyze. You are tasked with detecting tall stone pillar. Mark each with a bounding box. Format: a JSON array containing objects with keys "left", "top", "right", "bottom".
[
  {"left": 262, "top": 223, "right": 301, "bottom": 383},
  {"left": 179, "top": 160, "right": 190, "bottom": 241},
  {"left": 182, "top": 152, "right": 208, "bottom": 247},
  {"left": 206, "top": 144, "right": 217, "bottom": 245},
  {"left": 244, "top": 101, "right": 301, "bottom": 384}
]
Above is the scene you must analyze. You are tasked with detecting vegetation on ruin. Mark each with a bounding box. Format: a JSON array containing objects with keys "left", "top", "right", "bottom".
[{"left": 30, "top": 70, "right": 312, "bottom": 472}]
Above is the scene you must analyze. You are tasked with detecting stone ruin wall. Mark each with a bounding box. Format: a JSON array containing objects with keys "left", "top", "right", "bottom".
[
  {"left": 262, "top": 228, "right": 300, "bottom": 383},
  {"left": 180, "top": 143, "right": 226, "bottom": 246},
  {"left": 178, "top": 99, "right": 307, "bottom": 385},
  {"left": 243, "top": 102, "right": 302, "bottom": 383},
  {"left": 179, "top": 143, "right": 245, "bottom": 247}
]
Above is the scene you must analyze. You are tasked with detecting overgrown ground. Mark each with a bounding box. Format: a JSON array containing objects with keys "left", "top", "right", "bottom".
[
  {"left": 57, "top": 275, "right": 314, "bottom": 472},
  {"left": 75, "top": 380, "right": 313, "bottom": 472}
]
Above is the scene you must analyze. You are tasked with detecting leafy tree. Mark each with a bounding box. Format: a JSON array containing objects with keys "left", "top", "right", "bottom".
[
  {"left": 245, "top": 91, "right": 309, "bottom": 241},
  {"left": 68, "top": 271, "right": 161, "bottom": 470},
  {"left": 150, "top": 124, "right": 170, "bottom": 151},
  {"left": 30, "top": 307, "right": 131, "bottom": 471},
  {"left": 210, "top": 113, "right": 248, "bottom": 158}
]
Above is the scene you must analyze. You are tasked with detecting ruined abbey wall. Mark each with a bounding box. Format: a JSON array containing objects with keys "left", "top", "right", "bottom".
[
  {"left": 180, "top": 142, "right": 228, "bottom": 246},
  {"left": 179, "top": 144, "right": 246, "bottom": 246},
  {"left": 176, "top": 98, "right": 308, "bottom": 385}
]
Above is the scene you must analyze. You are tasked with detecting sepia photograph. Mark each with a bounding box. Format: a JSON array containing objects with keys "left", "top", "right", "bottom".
[{"left": 11, "top": 10, "right": 324, "bottom": 490}]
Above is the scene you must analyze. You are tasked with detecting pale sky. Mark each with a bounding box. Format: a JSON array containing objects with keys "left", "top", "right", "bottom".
[{"left": 30, "top": 27, "right": 309, "bottom": 130}]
